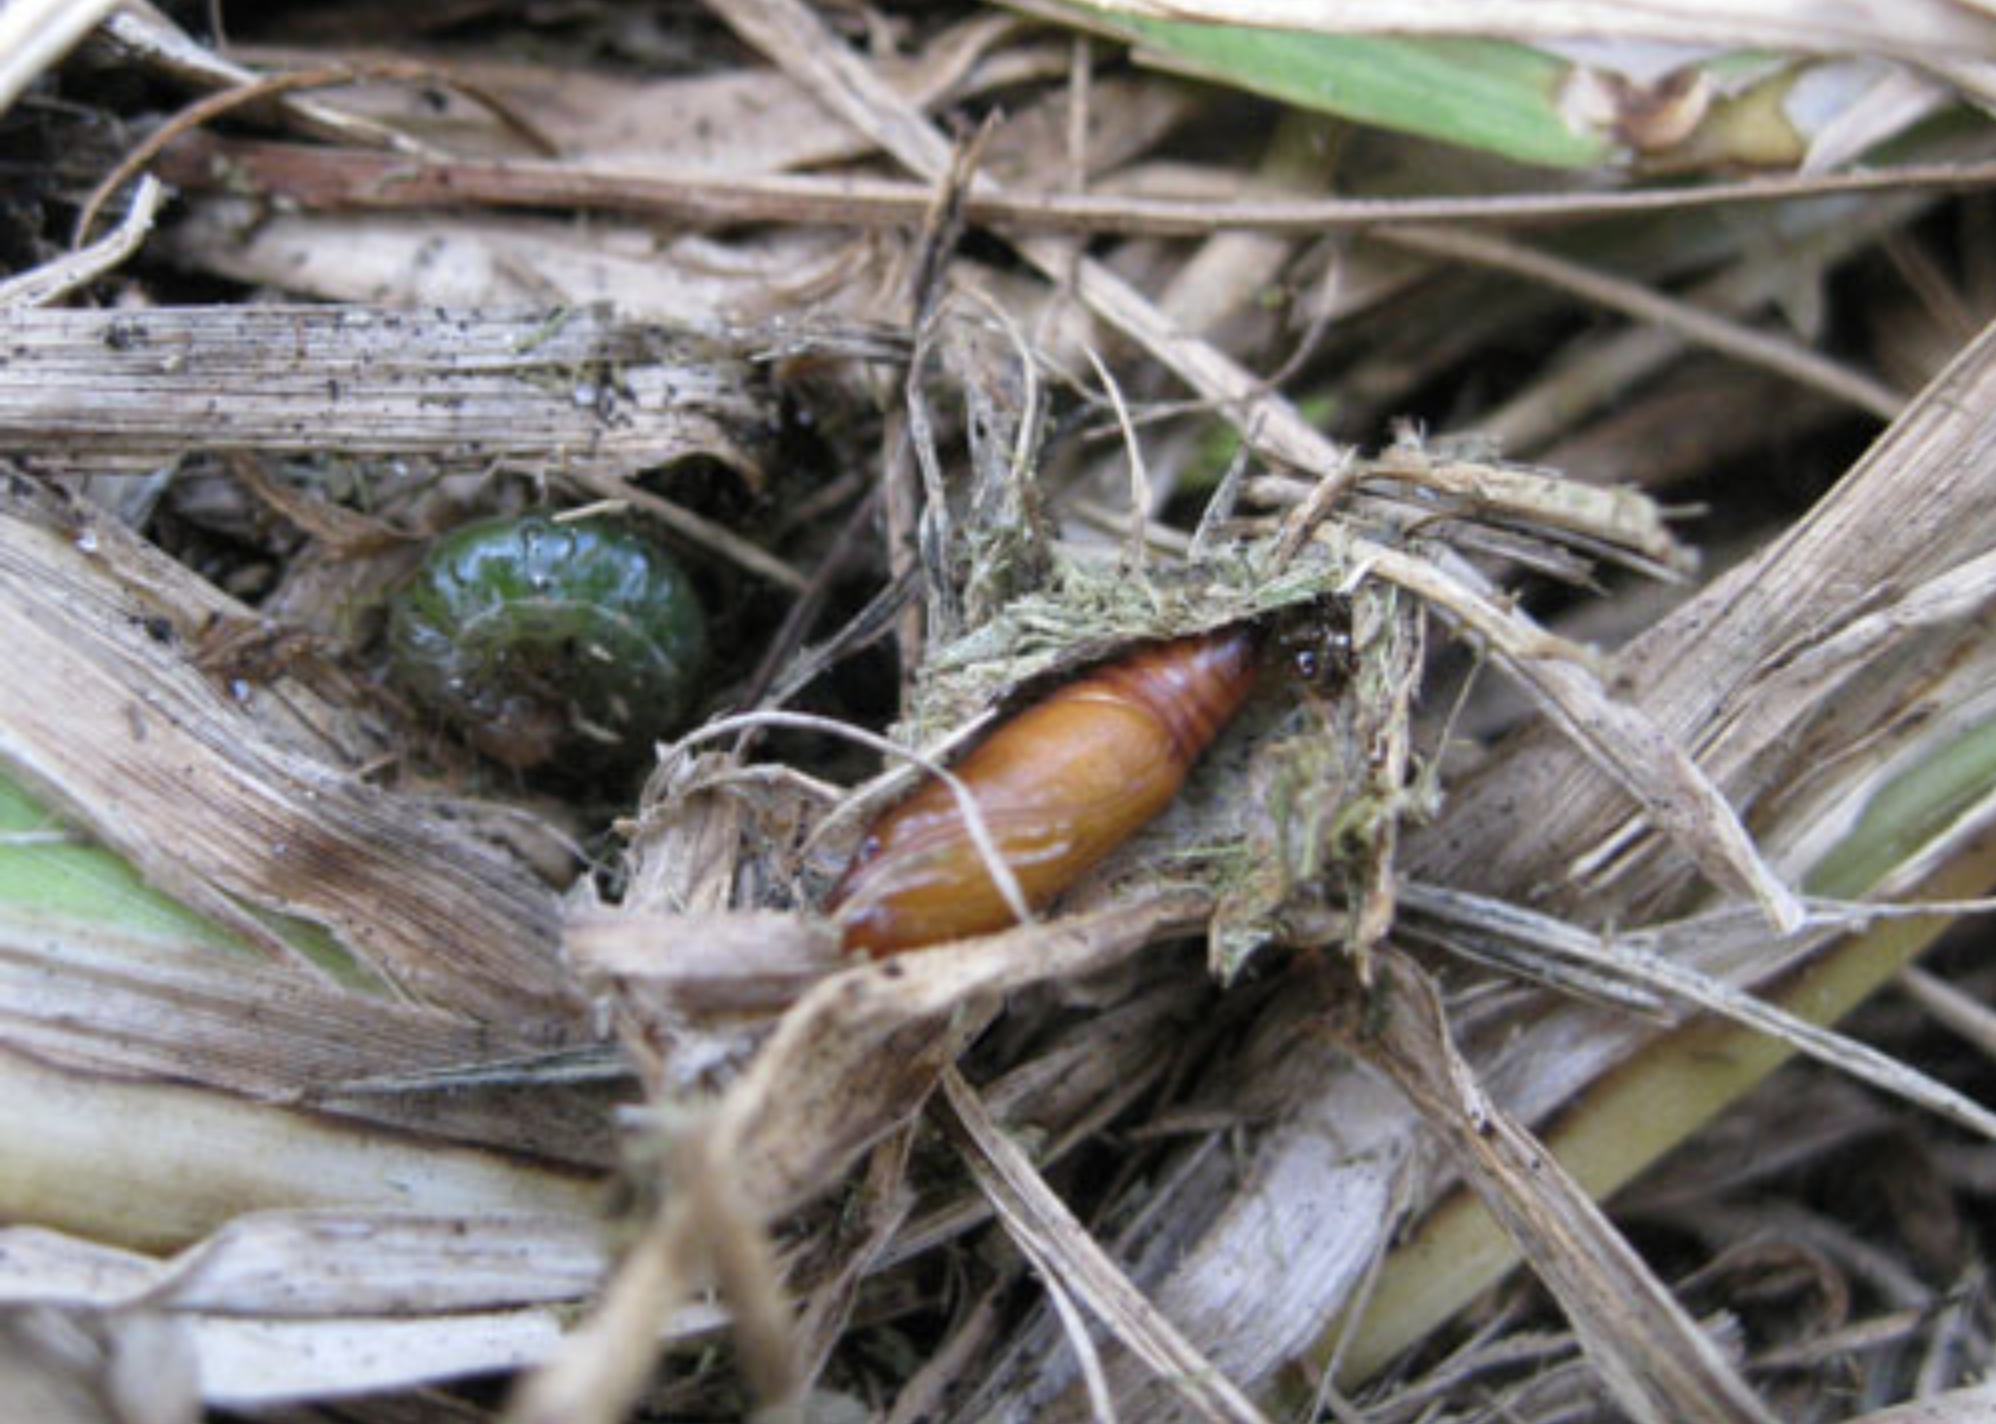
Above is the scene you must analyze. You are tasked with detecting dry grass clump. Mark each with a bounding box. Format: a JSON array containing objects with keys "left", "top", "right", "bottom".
[{"left": 2, "top": 3, "right": 1995, "bottom": 1422}]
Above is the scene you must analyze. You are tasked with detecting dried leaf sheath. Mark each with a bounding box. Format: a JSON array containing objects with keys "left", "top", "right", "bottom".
[{"left": 0, "top": 484, "right": 587, "bottom": 1040}]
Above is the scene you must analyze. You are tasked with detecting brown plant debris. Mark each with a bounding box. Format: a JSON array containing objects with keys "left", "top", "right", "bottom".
[{"left": 2, "top": 3, "right": 1995, "bottom": 1421}]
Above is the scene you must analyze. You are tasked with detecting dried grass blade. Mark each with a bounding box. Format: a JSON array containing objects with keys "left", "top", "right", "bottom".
[
  {"left": 1332, "top": 826, "right": 1996, "bottom": 1392},
  {"left": 95, "top": 8, "right": 425, "bottom": 154},
  {"left": 505, "top": 1115, "right": 800, "bottom": 1424},
  {"left": 1381, "top": 223, "right": 1905, "bottom": 419},
  {"left": 0, "top": 306, "right": 769, "bottom": 477},
  {"left": 1362, "top": 447, "right": 1693, "bottom": 573},
  {"left": 1403, "top": 885, "right": 1996, "bottom": 1142},
  {"left": 708, "top": 0, "right": 1365, "bottom": 506},
  {"left": 0, "top": 911, "right": 529, "bottom": 1098},
  {"left": 710, "top": 893, "right": 1209, "bottom": 1223},
  {"left": 1746, "top": 544, "right": 1996, "bottom": 718},
  {"left": 1341, "top": 950, "right": 1779, "bottom": 1424},
  {"left": 937, "top": 1068, "right": 1271, "bottom": 1424},
  {"left": 0, "top": 488, "right": 582, "bottom": 1035},
  {"left": 0, "top": 176, "right": 163, "bottom": 309},
  {"left": 793, "top": 1130, "right": 918, "bottom": 1388},
  {"left": 503, "top": 1200, "right": 707, "bottom": 1424},
  {"left": 150, "top": 128, "right": 1996, "bottom": 241},
  {"left": 148, "top": 1210, "right": 603, "bottom": 1316},
  {"left": 0, "top": 1213, "right": 603, "bottom": 1317},
  {"left": 1354, "top": 538, "right": 1805, "bottom": 930},
  {"left": 186, "top": 1308, "right": 567, "bottom": 1407},
  {"left": 0, "top": 1046, "right": 594, "bottom": 1254},
  {"left": 1414, "top": 310, "right": 1996, "bottom": 911},
  {"left": 524, "top": 898, "right": 1207, "bottom": 1422},
  {"left": 1898, "top": 965, "right": 1996, "bottom": 1059},
  {"left": 0, "top": 0, "right": 116, "bottom": 118},
  {"left": 1842, "top": 1381, "right": 1996, "bottom": 1424}
]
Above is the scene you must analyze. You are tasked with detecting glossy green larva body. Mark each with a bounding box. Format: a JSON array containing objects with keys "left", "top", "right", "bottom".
[{"left": 389, "top": 513, "right": 708, "bottom": 769}]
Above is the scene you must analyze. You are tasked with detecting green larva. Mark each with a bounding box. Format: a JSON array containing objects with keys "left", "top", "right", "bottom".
[{"left": 388, "top": 513, "right": 708, "bottom": 769}]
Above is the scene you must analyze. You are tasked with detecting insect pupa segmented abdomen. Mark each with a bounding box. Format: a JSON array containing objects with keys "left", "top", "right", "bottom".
[{"left": 826, "top": 627, "right": 1258, "bottom": 956}]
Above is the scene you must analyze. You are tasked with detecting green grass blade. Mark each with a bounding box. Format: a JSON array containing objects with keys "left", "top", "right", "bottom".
[
  {"left": 1051, "top": 6, "right": 1611, "bottom": 167},
  {"left": 0, "top": 768, "right": 376, "bottom": 987},
  {"left": 0, "top": 770, "right": 249, "bottom": 950}
]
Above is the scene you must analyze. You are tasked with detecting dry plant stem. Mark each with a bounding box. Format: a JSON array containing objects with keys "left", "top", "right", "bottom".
[
  {"left": 852, "top": 981, "right": 1206, "bottom": 1277},
  {"left": 0, "top": 176, "right": 164, "bottom": 309},
  {"left": 705, "top": 0, "right": 1363, "bottom": 506},
  {"left": 1307, "top": 327, "right": 1996, "bottom": 1392},
  {"left": 0, "top": 307, "right": 793, "bottom": 581},
  {"left": 1742, "top": 543, "right": 1996, "bottom": 722},
  {"left": 1364, "top": 449, "right": 1686, "bottom": 571},
  {"left": 1044, "top": 1267, "right": 1117, "bottom": 1423},
  {"left": 96, "top": 6, "right": 430, "bottom": 155},
  {"left": 1898, "top": 965, "right": 1996, "bottom": 1059},
  {"left": 73, "top": 62, "right": 441, "bottom": 245},
  {"left": 892, "top": 158, "right": 968, "bottom": 681},
  {"left": 504, "top": 1120, "right": 800, "bottom": 1422},
  {"left": 936, "top": 1068, "right": 1272, "bottom": 1424},
  {"left": 3, "top": 1210, "right": 609, "bottom": 1317},
  {"left": 1416, "top": 313, "right": 1996, "bottom": 912},
  {"left": 0, "top": 488, "right": 584, "bottom": 1034},
  {"left": 1749, "top": 1308, "right": 1932, "bottom": 1372},
  {"left": 0, "top": 1045, "right": 596, "bottom": 1253},
  {"left": 1844, "top": 1382, "right": 1996, "bottom": 1424},
  {"left": 1331, "top": 830, "right": 1996, "bottom": 1393},
  {"left": 1041, "top": 281, "right": 1996, "bottom": 1424},
  {"left": 1474, "top": 192, "right": 1931, "bottom": 453},
  {"left": 564, "top": 472, "right": 807, "bottom": 592},
  {"left": 1401, "top": 889, "right": 1996, "bottom": 1140},
  {"left": 1333, "top": 950, "right": 1779, "bottom": 1424},
  {"left": 76, "top": 45, "right": 573, "bottom": 243},
  {"left": 0, "top": 0, "right": 116, "bottom": 117},
  {"left": 883, "top": 408, "right": 928, "bottom": 696},
  {"left": 1084, "top": 344, "right": 1155, "bottom": 568},
  {"left": 1351, "top": 537, "right": 1803, "bottom": 929},
  {"left": 903, "top": 138, "right": 987, "bottom": 656},
  {"left": 504, "top": 1184, "right": 703, "bottom": 1424},
  {"left": 1917, "top": 1277, "right": 1983, "bottom": 1399},
  {"left": 1379, "top": 224, "right": 1905, "bottom": 420},
  {"left": 154, "top": 130, "right": 1996, "bottom": 239},
  {"left": 709, "top": 892, "right": 1209, "bottom": 1223},
  {"left": 1249, "top": 451, "right": 1687, "bottom": 573},
  {"left": 526, "top": 897, "right": 1206, "bottom": 1419},
  {"left": 0, "top": 305, "right": 767, "bottom": 473},
  {"left": 694, "top": 1141, "right": 803, "bottom": 1413},
  {"left": 794, "top": 1128, "right": 917, "bottom": 1390}
]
